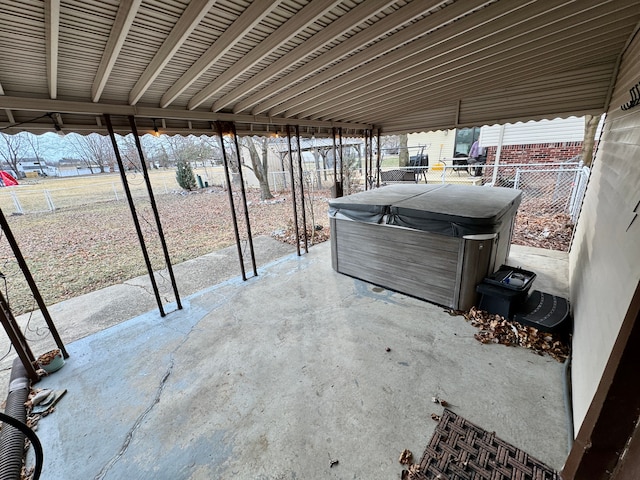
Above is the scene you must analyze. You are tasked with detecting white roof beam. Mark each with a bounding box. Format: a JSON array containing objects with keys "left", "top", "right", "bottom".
[
  {"left": 326, "top": 56, "right": 613, "bottom": 126},
  {"left": 263, "top": 0, "right": 548, "bottom": 118},
  {"left": 92, "top": 0, "right": 142, "bottom": 102},
  {"left": 259, "top": 0, "right": 497, "bottom": 117},
  {"left": 160, "top": 0, "right": 281, "bottom": 108},
  {"left": 211, "top": 0, "right": 396, "bottom": 112},
  {"left": 128, "top": 0, "right": 216, "bottom": 105},
  {"left": 288, "top": 0, "right": 624, "bottom": 120},
  {"left": 187, "top": 0, "right": 344, "bottom": 111},
  {"left": 0, "top": 95, "right": 371, "bottom": 131},
  {"left": 236, "top": 0, "right": 448, "bottom": 116},
  {"left": 44, "top": 0, "right": 60, "bottom": 99},
  {"left": 322, "top": 33, "right": 617, "bottom": 121},
  {"left": 0, "top": 82, "right": 15, "bottom": 124},
  {"left": 328, "top": 54, "right": 614, "bottom": 125},
  {"left": 314, "top": 8, "right": 629, "bottom": 122},
  {"left": 324, "top": 41, "right": 623, "bottom": 125}
]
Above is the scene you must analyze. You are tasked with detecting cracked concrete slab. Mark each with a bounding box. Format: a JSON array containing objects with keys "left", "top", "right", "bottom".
[
  {"left": 0, "top": 236, "right": 293, "bottom": 396},
  {"left": 26, "top": 242, "right": 570, "bottom": 479}
]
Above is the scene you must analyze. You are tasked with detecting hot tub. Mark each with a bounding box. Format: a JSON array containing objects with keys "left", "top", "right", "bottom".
[{"left": 329, "top": 184, "right": 522, "bottom": 310}]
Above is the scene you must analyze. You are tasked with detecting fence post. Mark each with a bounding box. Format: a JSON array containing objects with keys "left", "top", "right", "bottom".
[
  {"left": 10, "top": 191, "right": 23, "bottom": 215},
  {"left": 514, "top": 169, "right": 521, "bottom": 189},
  {"left": 112, "top": 182, "right": 119, "bottom": 201},
  {"left": 44, "top": 190, "right": 56, "bottom": 211}
]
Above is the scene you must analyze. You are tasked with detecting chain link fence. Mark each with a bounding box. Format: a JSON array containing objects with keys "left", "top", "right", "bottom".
[{"left": 0, "top": 161, "right": 590, "bottom": 252}]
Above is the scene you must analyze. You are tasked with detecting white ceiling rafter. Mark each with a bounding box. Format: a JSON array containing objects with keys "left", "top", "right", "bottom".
[
  {"left": 320, "top": 9, "right": 630, "bottom": 123},
  {"left": 324, "top": 54, "right": 615, "bottom": 125},
  {"left": 0, "top": 94, "right": 371, "bottom": 132},
  {"left": 160, "top": 0, "right": 282, "bottom": 109},
  {"left": 286, "top": 0, "right": 625, "bottom": 120},
  {"left": 262, "top": 0, "right": 526, "bottom": 117},
  {"left": 44, "top": 0, "right": 60, "bottom": 100},
  {"left": 2, "top": 0, "right": 639, "bottom": 136},
  {"left": 0, "top": 81, "right": 15, "bottom": 124},
  {"left": 338, "top": 61, "right": 614, "bottom": 125},
  {"left": 238, "top": 0, "right": 450, "bottom": 116},
  {"left": 211, "top": 0, "right": 397, "bottom": 112},
  {"left": 187, "top": 0, "right": 344, "bottom": 111},
  {"left": 92, "top": 0, "right": 143, "bottom": 103},
  {"left": 128, "top": 0, "right": 216, "bottom": 105}
]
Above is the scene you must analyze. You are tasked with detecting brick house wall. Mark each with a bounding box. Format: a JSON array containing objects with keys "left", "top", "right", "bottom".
[{"left": 485, "top": 141, "right": 582, "bottom": 164}]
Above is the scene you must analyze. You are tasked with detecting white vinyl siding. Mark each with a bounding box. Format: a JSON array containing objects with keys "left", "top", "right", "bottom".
[
  {"left": 569, "top": 31, "right": 640, "bottom": 432},
  {"left": 478, "top": 116, "right": 603, "bottom": 147}
]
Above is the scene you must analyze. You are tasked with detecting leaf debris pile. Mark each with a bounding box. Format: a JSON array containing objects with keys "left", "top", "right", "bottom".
[
  {"left": 513, "top": 211, "right": 573, "bottom": 252},
  {"left": 271, "top": 221, "right": 330, "bottom": 247},
  {"left": 462, "top": 307, "right": 570, "bottom": 362}
]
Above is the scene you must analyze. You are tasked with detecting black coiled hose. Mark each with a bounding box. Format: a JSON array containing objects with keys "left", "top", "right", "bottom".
[{"left": 0, "top": 412, "right": 42, "bottom": 480}]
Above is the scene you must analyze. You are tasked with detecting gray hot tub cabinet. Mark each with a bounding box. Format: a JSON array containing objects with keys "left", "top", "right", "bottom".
[{"left": 329, "top": 184, "right": 522, "bottom": 310}]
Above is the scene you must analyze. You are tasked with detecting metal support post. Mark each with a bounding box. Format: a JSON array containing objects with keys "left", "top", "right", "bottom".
[
  {"left": 0, "top": 208, "right": 68, "bottom": 358},
  {"left": 215, "top": 121, "right": 247, "bottom": 280},
  {"left": 230, "top": 122, "right": 257, "bottom": 277},
  {"left": 376, "top": 129, "right": 382, "bottom": 188},
  {"left": 338, "top": 127, "right": 344, "bottom": 187},
  {"left": 364, "top": 130, "right": 369, "bottom": 190},
  {"left": 286, "top": 125, "right": 301, "bottom": 256},
  {"left": 127, "top": 116, "right": 182, "bottom": 310},
  {"left": 0, "top": 290, "right": 39, "bottom": 382},
  {"left": 295, "top": 125, "right": 309, "bottom": 253},
  {"left": 104, "top": 114, "right": 166, "bottom": 317}
]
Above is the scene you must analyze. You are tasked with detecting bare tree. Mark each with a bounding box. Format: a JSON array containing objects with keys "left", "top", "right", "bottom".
[
  {"left": 206, "top": 135, "right": 239, "bottom": 173},
  {"left": 67, "top": 133, "right": 115, "bottom": 173},
  {"left": 398, "top": 133, "right": 409, "bottom": 166},
  {"left": 0, "top": 132, "right": 25, "bottom": 177},
  {"left": 242, "top": 136, "right": 273, "bottom": 200},
  {"left": 380, "top": 134, "right": 400, "bottom": 156},
  {"left": 24, "top": 134, "right": 48, "bottom": 175},
  {"left": 165, "top": 135, "right": 213, "bottom": 166},
  {"left": 581, "top": 114, "right": 601, "bottom": 168}
]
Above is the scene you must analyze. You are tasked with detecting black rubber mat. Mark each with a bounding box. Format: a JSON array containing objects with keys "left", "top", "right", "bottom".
[{"left": 409, "top": 409, "right": 559, "bottom": 480}]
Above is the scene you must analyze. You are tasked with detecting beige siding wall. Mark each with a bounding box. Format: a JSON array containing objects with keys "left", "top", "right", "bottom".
[
  {"left": 408, "top": 130, "right": 456, "bottom": 163},
  {"left": 569, "top": 31, "right": 640, "bottom": 431}
]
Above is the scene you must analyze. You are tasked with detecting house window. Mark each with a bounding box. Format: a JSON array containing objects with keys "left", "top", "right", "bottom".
[{"left": 454, "top": 127, "right": 481, "bottom": 156}]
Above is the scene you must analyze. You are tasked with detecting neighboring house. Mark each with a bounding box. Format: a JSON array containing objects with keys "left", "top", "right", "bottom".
[
  {"left": 4, "top": 157, "right": 51, "bottom": 178},
  {"left": 408, "top": 116, "right": 604, "bottom": 165},
  {"left": 406, "top": 129, "right": 455, "bottom": 163},
  {"left": 479, "top": 116, "right": 604, "bottom": 164}
]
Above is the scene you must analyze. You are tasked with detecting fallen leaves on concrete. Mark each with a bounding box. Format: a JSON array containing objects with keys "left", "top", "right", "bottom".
[
  {"left": 401, "top": 463, "right": 427, "bottom": 480},
  {"left": 462, "top": 307, "right": 570, "bottom": 362},
  {"left": 431, "top": 396, "right": 449, "bottom": 407},
  {"left": 399, "top": 449, "right": 413, "bottom": 465}
]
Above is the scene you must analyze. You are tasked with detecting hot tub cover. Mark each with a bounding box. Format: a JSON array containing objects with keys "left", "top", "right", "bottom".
[
  {"left": 329, "top": 184, "right": 521, "bottom": 237},
  {"left": 328, "top": 184, "right": 444, "bottom": 223}
]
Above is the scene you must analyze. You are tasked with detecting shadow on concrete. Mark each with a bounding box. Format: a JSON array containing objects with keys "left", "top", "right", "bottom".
[{"left": 5, "top": 238, "right": 570, "bottom": 479}]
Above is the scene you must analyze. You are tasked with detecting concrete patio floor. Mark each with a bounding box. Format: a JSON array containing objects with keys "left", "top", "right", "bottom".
[{"left": 17, "top": 239, "right": 570, "bottom": 479}]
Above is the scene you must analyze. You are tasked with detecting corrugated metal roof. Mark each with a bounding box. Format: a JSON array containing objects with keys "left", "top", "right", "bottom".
[{"left": 0, "top": 0, "right": 639, "bottom": 137}]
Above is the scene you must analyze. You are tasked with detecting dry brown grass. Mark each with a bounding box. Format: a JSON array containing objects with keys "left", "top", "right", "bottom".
[
  {"left": 0, "top": 174, "right": 332, "bottom": 315},
  {"left": 0, "top": 172, "right": 569, "bottom": 316}
]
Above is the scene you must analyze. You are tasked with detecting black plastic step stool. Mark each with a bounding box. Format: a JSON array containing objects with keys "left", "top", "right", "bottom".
[{"left": 513, "top": 290, "right": 571, "bottom": 333}]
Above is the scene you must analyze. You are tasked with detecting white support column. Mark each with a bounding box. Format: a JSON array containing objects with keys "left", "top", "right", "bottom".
[{"left": 491, "top": 124, "right": 506, "bottom": 186}]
